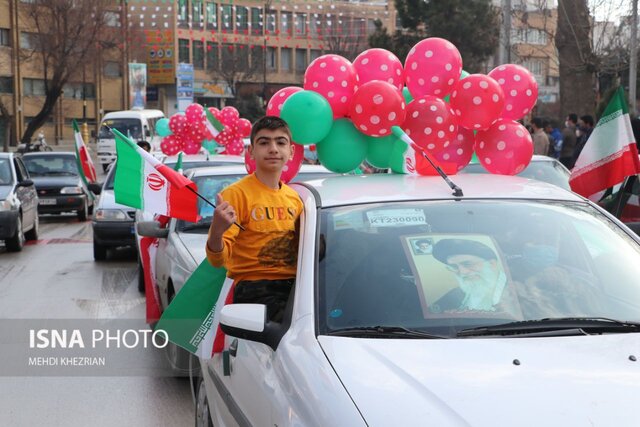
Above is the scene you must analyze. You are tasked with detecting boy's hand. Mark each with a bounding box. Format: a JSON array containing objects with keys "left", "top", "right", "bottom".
[{"left": 212, "top": 193, "right": 236, "bottom": 235}]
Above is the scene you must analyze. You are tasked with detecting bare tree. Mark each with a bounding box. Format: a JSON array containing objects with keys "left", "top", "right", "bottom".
[
  {"left": 17, "top": 0, "right": 119, "bottom": 144},
  {"left": 322, "top": 17, "right": 367, "bottom": 61},
  {"left": 210, "top": 44, "right": 263, "bottom": 98}
]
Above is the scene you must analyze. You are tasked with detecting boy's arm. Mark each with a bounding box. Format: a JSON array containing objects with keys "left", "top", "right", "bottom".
[{"left": 206, "top": 193, "right": 241, "bottom": 267}]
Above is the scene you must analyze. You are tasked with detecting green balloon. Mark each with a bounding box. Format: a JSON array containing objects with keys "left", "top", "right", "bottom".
[
  {"left": 155, "top": 118, "right": 172, "bottom": 137},
  {"left": 280, "top": 90, "right": 333, "bottom": 144},
  {"left": 317, "top": 119, "right": 368, "bottom": 173},
  {"left": 389, "top": 139, "right": 410, "bottom": 174},
  {"left": 402, "top": 87, "right": 413, "bottom": 105},
  {"left": 366, "top": 134, "right": 398, "bottom": 169},
  {"left": 443, "top": 69, "right": 470, "bottom": 103},
  {"left": 202, "top": 139, "right": 218, "bottom": 154}
]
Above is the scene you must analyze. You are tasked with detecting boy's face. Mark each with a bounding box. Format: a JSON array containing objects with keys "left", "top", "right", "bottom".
[{"left": 249, "top": 128, "right": 294, "bottom": 173}]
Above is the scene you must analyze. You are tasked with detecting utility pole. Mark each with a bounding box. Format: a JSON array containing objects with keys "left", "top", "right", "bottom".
[
  {"left": 262, "top": 0, "right": 272, "bottom": 108},
  {"left": 630, "top": 0, "right": 638, "bottom": 116}
]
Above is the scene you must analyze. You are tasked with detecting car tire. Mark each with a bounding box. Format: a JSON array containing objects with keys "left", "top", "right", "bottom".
[
  {"left": 24, "top": 214, "right": 39, "bottom": 241},
  {"left": 78, "top": 200, "right": 88, "bottom": 221},
  {"left": 93, "top": 241, "right": 107, "bottom": 261},
  {"left": 195, "top": 376, "right": 214, "bottom": 427},
  {"left": 138, "top": 260, "right": 146, "bottom": 293},
  {"left": 166, "top": 290, "right": 191, "bottom": 375},
  {"left": 6, "top": 215, "right": 25, "bottom": 252}
]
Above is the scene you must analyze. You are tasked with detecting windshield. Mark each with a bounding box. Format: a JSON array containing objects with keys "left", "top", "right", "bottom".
[
  {"left": 317, "top": 200, "right": 640, "bottom": 337},
  {"left": 99, "top": 118, "right": 143, "bottom": 140},
  {"left": 461, "top": 160, "right": 570, "bottom": 190},
  {"left": 23, "top": 155, "right": 78, "bottom": 177},
  {"left": 0, "top": 159, "right": 12, "bottom": 185},
  {"left": 176, "top": 174, "right": 244, "bottom": 233}
]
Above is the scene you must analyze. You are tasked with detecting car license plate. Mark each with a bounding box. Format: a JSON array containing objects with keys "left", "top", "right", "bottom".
[
  {"left": 39, "top": 198, "right": 56, "bottom": 205},
  {"left": 131, "top": 225, "right": 136, "bottom": 234}
]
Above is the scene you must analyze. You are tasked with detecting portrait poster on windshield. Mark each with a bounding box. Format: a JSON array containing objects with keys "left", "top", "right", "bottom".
[
  {"left": 401, "top": 234, "right": 520, "bottom": 317},
  {"left": 129, "top": 63, "right": 147, "bottom": 110}
]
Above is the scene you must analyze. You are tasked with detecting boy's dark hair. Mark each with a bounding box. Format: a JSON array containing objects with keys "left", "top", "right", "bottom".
[
  {"left": 250, "top": 116, "right": 292, "bottom": 145},
  {"left": 580, "top": 115, "right": 594, "bottom": 127},
  {"left": 567, "top": 113, "right": 578, "bottom": 124},
  {"left": 531, "top": 117, "right": 543, "bottom": 129}
]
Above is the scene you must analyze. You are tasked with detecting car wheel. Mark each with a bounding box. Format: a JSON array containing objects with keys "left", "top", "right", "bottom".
[
  {"left": 195, "top": 376, "right": 214, "bottom": 427},
  {"left": 24, "top": 214, "right": 39, "bottom": 241},
  {"left": 6, "top": 215, "right": 25, "bottom": 252},
  {"left": 166, "top": 290, "right": 190, "bottom": 375},
  {"left": 138, "top": 260, "right": 146, "bottom": 293},
  {"left": 93, "top": 241, "right": 107, "bottom": 261},
  {"left": 77, "top": 200, "right": 89, "bottom": 221}
]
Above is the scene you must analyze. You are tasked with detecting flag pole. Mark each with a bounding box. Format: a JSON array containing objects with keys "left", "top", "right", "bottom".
[{"left": 185, "top": 186, "right": 245, "bottom": 231}]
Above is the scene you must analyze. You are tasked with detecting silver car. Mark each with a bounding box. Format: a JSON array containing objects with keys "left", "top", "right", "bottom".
[{"left": 0, "top": 153, "right": 38, "bottom": 251}]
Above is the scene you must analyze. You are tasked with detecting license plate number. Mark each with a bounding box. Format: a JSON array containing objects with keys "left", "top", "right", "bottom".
[{"left": 39, "top": 198, "right": 56, "bottom": 205}]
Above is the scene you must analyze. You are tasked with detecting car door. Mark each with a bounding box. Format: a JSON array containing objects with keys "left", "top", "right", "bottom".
[{"left": 13, "top": 157, "right": 37, "bottom": 229}]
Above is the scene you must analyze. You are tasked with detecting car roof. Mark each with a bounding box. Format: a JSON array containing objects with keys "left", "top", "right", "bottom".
[
  {"left": 163, "top": 154, "right": 244, "bottom": 164},
  {"left": 0, "top": 152, "right": 13, "bottom": 159},
  {"left": 294, "top": 173, "right": 585, "bottom": 208},
  {"left": 22, "top": 152, "right": 75, "bottom": 157},
  {"left": 102, "top": 109, "right": 164, "bottom": 119},
  {"left": 189, "top": 165, "right": 248, "bottom": 177}
]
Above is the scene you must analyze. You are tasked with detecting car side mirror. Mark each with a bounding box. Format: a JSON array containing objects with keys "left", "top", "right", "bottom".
[
  {"left": 136, "top": 220, "right": 169, "bottom": 238},
  {"left": 220, "top": 304, "right": 286, "bottom": 351},
  {"left": 88, "top": 182, "right": 102, "bottom": 195},
  {"left": 145, "top": 129, "right": 151, "bottom": 138},
  {"left": 18, "top": 179, "right": 34, "bottom": 187}
]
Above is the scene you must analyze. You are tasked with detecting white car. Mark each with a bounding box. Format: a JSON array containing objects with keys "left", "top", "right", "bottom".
[
  {"left": 137, "top": 164, "right": 333, "bottom": 371},
  {"left": 194, "top": 173, "right": 640, "bottom": 427}
]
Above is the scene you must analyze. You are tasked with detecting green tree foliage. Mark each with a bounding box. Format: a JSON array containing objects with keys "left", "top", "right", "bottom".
[{"left": 369, "top": 0, "right": 500, "bottom": 72}]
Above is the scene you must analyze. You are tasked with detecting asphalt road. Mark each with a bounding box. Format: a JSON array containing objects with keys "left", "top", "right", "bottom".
[{"left": 0, "top": 209, "right": 195, "bottom": 425}]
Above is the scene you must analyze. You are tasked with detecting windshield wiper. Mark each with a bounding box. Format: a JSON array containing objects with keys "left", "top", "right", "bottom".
[
  {"left": 325, "top": 325, "right": 447, "bottom": 339},
  {"left": 457, "top": 317, "right": 640, "bottom": 337},
  {"left": 45, "top": 171, "right": 77, "bottom": 176},
  {"left": 180, "top": 223, "right": 211, "bottom": 232}
]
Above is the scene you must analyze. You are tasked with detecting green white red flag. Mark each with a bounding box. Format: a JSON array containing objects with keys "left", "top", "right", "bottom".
[
  {"left": 155, "top": 260, "right": 233, "bottom": 358},
  {"left": 112, "top": 128, "right": 199, "bottom": 222},
  {"left": 204, "top": 108, "right": 224, "bottom": 139},
  {"left": 390, "top": 126, "right": 457, "bottom": 175},
  {"left": 72, "top": 119, "right": 97, "bottom": 184},
  {"left": 570, "top": 87, "right": 640, "bottom": 198}
]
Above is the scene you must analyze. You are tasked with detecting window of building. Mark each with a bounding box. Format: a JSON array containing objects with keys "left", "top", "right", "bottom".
[
  {"left": 104, "top": 11, "right": 120, "bottom": 28},
  {"left": 104, "top": 61, "right": 121, "bottom": 77},
  {"left": 267, "top": 11, "right": 276, "bottom": 33},
  {"left": 63, "top": 82, "right": 95, "bottom": 100},
  {"left": 0, "top": 76, "right": 13, "bottom": 93},
  {"left": 193, "top": 40, "right": 204, "bottom": 69},
  {"left": 23, "top": 78, "right": 46, "bottom": 96},
  {"left": 236, "top": 6, "right": 248, "bottom": 32},
  {"left": 367, "top": 19, "right": 377, "bottom": 35},
  {"left": 295, "top": 48, "right": 307, "bottom": 72},
  {"left": 237, "top": 45, "right": 249, "bottom": 69},
  {"left": 251, "top": 7, "right": 262, "bottom": 35},
  {"left": 281, "top": 47, "right": 292, "bottom": 72},
  {"left": 206, "top": 2, "right": 218, "bottom": 30},
  {"left": 178, "top": 39, "right": 190, "bottom": 63},
  {"left": 221, "top": 5, "right": 233, "bottom": 31},
  {"left": 251, "top": 45, "right": 264, "bottom": 69},
  {"left": 20, "top": 32, "right": 39, "bottom": 50},
  {"left": 221, "top": 43, "right": 233, "bottom": 66},
  {"left": 295, "top": 13, "right": 306, "bottom": 37},
  {"left": 193, "top": 0, "right": 203, "bottom": 26},
  {"left": 207, "top": 42, "right": 219, "bottom": 70},
  {"left": 0, "top": 28, "right": 10, "bottom": 47},
  {"left": 281, "top": 12, "right": 292, "bottom": 36},
  {"left": 309, "top": 15, "right": 318, "bottom": 37},
  {"left": 178, "top": 0, "right": 188, "bottom": 26},
  {"left": 522, "top": 59, "right": 545, "bottom": 82},
  {"left": 267, "top": 47, "right": 277, "bottom": 70},
  {"left": 310, "top": 49, "right": 321, "bottom": 62}
]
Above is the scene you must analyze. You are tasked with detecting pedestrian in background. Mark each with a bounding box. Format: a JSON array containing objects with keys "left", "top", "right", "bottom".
[
  {"left": 531, "top": 117, "right": 550, "bottom": 156},
  {"left": 571, "top": 115, "right": 594, "bottom": 167},
  {"left": 544, "top": 120, "right": 563, "bottom": 159},
  {"left": 560, "top": 114, "right": 578, "bottom": 169}
]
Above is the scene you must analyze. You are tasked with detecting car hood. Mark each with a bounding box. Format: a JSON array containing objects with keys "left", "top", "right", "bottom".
[
  {"left": 97, "top": 190, "right": 134, "bottom": 211},
  {"left": 31, "top": 175, "right": 80, "bottom": 187},
  {"left": 0, "top": 186, "right": 11, "bottom": 200},
  {"left": 318, "top": 334, "right": 640, "bottom": 427},
  {"left": 177, "top": 233, "right": 208, "bottom": 265}
]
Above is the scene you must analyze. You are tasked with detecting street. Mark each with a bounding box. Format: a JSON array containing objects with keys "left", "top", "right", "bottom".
[{"left": 0, "top": 212, "right": 194, "bottom": 426}]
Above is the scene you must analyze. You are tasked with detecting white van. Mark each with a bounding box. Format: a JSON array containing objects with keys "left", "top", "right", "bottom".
[{"left": 96, "top": 109, "right": 165, "bottom": 172}]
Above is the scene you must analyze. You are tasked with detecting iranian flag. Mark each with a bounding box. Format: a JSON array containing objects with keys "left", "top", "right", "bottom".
[
  {"left": 390, "top": 126, "right": 458, "bottom": 175},
  {"left": 155, "top": 260, "right": 234, "bottom": 358},
  {"left": 112, "top": 128, "right": 199, "bottom": 222},
  {"left": 570, "top": 87, "right": 640, "bottom": 198},
  {"left": 204, "top": 108, "right": 225, "bottom": 139},
  {"left": 73, "top": 119, "right": 97, "bottom": 184}
]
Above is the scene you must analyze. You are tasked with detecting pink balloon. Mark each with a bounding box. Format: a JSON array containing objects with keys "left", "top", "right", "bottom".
[
  {"left": 244, "top": 142, "right": 304, "bottom": 183},
  {"left": 403, "top": 95, "right": 458, "bottom": 153},
  {"left": 475, "top": 119, "right": 533, "bottom": 175},
  {"left": 185, "top": 103, "right": 205, "bottom": 123},
  {"left": 237, "top": 118, "right": 252, "bottom": 137},
  {"left": 304, "top": 54, "right": 358, "bottom": 118},
  {"left": 353, "top": 48, "right": 404, "bottom": 92},
  {"left": 267, "top": 87, "right": 303, "bottom": 116},
  {"left": 433, "top": 127, "right": 475, "bottom": 172},
  {"left": 349, "top": 81, "right": 406, "bottom": 137},
  {"left": 220, "top": 106, "right": 240, "bottom": 126},
  {"left": 168, "top": 114, "right": 188, "bottom": 136},
  {"left": 450, "top": 74, "right": 504, "bottom": 131},
  {"left": 404, "top": 38, "right": 463, "bottom": 98},
  {"left": 214, "top": 129, "right": 233, "bottom": 146},
  {"left": 183, "top": 142, "right": 201, "bottom": 155},
  {"left": 488, "top": 64, "right": 539, "bottom": 120},
  {"left": 207, "top": 107, "right": 220, "bottom": 118},
  {"left": 224, "top": 138, "right": 244, "bottom": 155}
]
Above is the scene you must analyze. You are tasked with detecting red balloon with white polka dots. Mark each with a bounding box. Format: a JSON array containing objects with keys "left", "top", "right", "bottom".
[
  {"left": 404, "top": 37, "right": 463, "bottom": 98},
  {"left": 402, "top": 95, "right": 458, "bottom": 153},
  {"left": 353, "top": 48, "right": 404, "bottom": 92},
  {"left": 349, "top": 81, "right": 406, "bottom": 137},
  {"left": 450, "top": 74, "right": 505, "bottom": 131},
  {"left": 474, "top": 118, "right": 534, "bottom": 175},
  {"left": 433, "top": 127, "right": 475, "bottom": 172},
  {"left": 266, "top": 86, "right": 303, "bottom": 116},
  {"left": 488, "top": 64, "right": 539, "bottom": 120},
  {"left": 304, "top": 54, "right": 358, "bottom": 119}
]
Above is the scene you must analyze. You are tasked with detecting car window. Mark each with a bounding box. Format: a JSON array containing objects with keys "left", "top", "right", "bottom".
[
  {"left": 0, "top": 158, "right": 12, "bottom": 185},
  {"left": 99, "top": 118, "right": 143, "bottom": 139},
  {"left": 15, "top": 158, "right": 29, "bottom": 181},
  {"left": 23, "top": 155, "right": 78, "bottom": 177},
  {"left": 175, "top": 174, "right": 244, "bottom": 233},
  {"left": 317, "top": 200, "right": 640, "bottom": 337},
  {"left": 461, "top": 160, "right": 570, "bottom": 190},
  {"left": 104, "top": 165, "right": 116, "bottom": 190}
]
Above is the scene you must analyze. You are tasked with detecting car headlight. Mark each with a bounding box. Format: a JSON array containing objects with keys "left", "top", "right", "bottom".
[
  {"left": 0, "top": 199, "right": 11, "bottom": 211},
  {"left": 94, "top": 209, "right": 129, "bottom": 221},
  {"left": 60, "top": 186, "right": 83, "bottom": 194}
]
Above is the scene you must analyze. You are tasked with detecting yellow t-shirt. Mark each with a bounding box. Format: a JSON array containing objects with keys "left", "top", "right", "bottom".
[{"left": 206, "top": 173, "right": 304, "bottom": 282}]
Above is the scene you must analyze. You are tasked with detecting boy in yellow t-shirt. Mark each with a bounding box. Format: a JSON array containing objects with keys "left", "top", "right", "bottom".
[{"left": 206, "top": 116, "right": 303, "bottom": 322}]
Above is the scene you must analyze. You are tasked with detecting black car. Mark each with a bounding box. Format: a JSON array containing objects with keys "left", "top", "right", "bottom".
[
  {"left": 0, "top": 153, "right": 39, "bottom": 251},
  {"left": 22, "top": 152, "right": 96, "bottom": 220}
]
